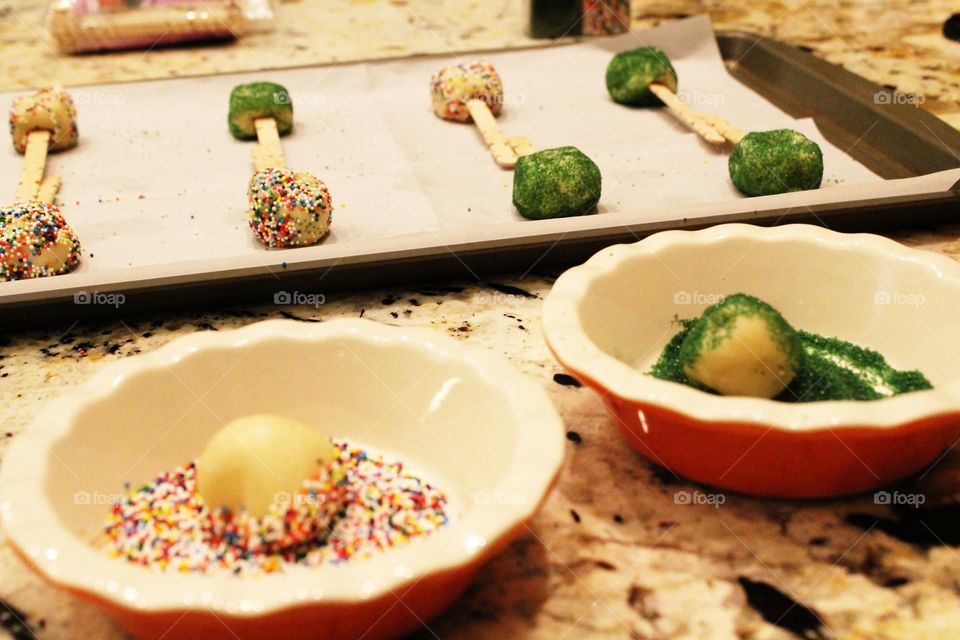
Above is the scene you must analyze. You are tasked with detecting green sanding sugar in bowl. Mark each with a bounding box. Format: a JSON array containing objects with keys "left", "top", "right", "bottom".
[
  {"left": 786, "top": 331, "right": 932, "bottom": 401},
  {"left": 650, "top": 311, "right": 932, "bottom": 402}
]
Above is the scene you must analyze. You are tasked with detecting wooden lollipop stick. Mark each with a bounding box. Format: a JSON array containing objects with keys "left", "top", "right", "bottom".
[
  {"left": 36, "top": 175, "right": 62, "bottom": 204},
  {"left": 508, "top": 136, "right": 536, "bottom": 158},
  {"left": 252, "top": 117, "right": 286, "bottom": 170},
  {"left": 251, "top": 144, "right": 277, "bottom": 172},
  {"left": 15, "top": 130, "right": 52, "bottom": 202},
  {"left": 466, "top": 99, "right": 518, "bottom": 169},
  {"left": 699, "top": 113, "right": 746, "bottom": 145},
  {"left": 648, "top": 84, "right": 725, "bottom": 146}
]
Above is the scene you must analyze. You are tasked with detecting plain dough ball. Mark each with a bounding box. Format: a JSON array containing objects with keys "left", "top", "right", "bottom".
[
  {"left": 197, "top": 414, "right": 338, "bottom": 518},
  {"left": 679, "top": 294, "right": 803, "bottom": 398}
]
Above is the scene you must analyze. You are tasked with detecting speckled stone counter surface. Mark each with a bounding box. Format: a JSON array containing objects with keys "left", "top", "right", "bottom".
[
  {"left": 3, "top": 1, "right": 960, "bottom": 640},
  {"left": 3, "top": 237, "right": 960, "bottom": 640}
]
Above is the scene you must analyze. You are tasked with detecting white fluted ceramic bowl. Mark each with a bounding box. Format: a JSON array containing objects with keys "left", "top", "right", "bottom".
[
  {"left": 0, "top": 319, "right": 565, "bottom": 639},
  {"left": 543, "top": 223, "right": 960, "bottom": 497}
]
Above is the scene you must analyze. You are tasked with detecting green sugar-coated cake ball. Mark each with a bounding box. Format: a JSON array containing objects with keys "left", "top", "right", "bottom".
[
  {"left": 228, "top": 82, "right": 294, "bottom": 140},
  {"left": 728, "top": 129, "right": 824, "bottom": 197},
  {"left": 512, "top": 147, "right": 602, "bottom": 220},
  {"left": 678, "top": 293, "right": 805, "bottom": 398},
  {"left": 605, "top": 47, "right": 678, "bottom": 107}
]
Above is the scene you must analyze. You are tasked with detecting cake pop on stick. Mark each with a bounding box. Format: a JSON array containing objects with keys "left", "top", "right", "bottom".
[
  {"left": 246, "top": 168, "right": 333, "bottom": 248},
  {"left": 701, "top": 113, "right": 824, "bottom": 196},
  {"left": 512, "top": 146, "right": 602, "bottom": 220},
  {"left": 229, "top": 82, "right": 334, "bottom": 248},
  {"left": 606, "top": 47, "right": 724, "bottom": 145},
  {"left": 728, "top": 129, "right": 824, "bottom": 196},
  {"left": 431, "top": 61, "right": 519, "bottom": 168},
  {"left": 2, "top": 88, "right": 80, "bottom": 282},
  {"left": 9, "top": 87, "right": 78, "bottom": 202},
  {"left": 0, "top": 200, "right": 81, "bottom": 282},
  {"left": 228, "top": 81, "right": 292, "bottom": 170}
]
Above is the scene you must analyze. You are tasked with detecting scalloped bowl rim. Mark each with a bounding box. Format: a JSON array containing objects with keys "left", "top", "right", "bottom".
[
  {"left": 0, "top": 319, "right": 565, "bottom": 616},
  {"left": 542, "top": 223, "right": 960, "bottom": 431}
]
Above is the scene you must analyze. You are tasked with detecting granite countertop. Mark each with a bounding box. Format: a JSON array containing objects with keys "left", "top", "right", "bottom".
[
  {"left": 3, "top": 260, "right": 960, "bottom": 640},
  {"left": 2, "top": 1, "right": 960, "bottom": 639}
]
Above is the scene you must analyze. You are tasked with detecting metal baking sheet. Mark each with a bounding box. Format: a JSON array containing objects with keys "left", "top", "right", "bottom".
[{"left": 1, "top": 25, "right": 958, "bottom": 330}]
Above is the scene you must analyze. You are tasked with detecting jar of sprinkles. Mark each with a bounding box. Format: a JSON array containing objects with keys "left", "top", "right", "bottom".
[
  {"left": 529, "top": 1, "right": 631, "bottom": 38},
  {"left": 582, "top": 0, "right": 631, "bottom": 35}
]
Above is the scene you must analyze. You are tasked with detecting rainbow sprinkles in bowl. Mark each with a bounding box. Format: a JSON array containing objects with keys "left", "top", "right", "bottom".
[
  {"left": 103, "top": 415, "right": 450, "bottom": 575},
  {"left": 0, "top": 319, "right": 565, "bottom": 640}
]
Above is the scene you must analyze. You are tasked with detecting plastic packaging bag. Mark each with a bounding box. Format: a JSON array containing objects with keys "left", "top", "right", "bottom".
[{"left": 47, "top": 0, "right": 274, "bottom": 53}]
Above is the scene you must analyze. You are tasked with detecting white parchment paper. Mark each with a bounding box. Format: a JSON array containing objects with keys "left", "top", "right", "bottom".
[{"left": 0, "top": 15, "right": 952, "bottom": 300}]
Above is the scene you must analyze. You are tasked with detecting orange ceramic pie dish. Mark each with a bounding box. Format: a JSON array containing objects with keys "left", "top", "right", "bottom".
[
  {"left": 542, "top": 224, "right": 960, "bottom": 498},
  {"left": 0, "top": 319, "right": 565, "bottom": 639}
]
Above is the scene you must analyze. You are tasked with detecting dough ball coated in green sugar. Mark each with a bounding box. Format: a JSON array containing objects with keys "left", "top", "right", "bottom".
[
  {"left": 228, "top": 82, "right": 294, "bottom": 140},
  {"left": 679, "top": 293, "right": 804, "bottom": 398},
  {"left": 605, "top": 47, "right": 678, "bottom": 107},
  {"left": 513, "top": 147, "right": 602, "bottom": 220},
  {"left": 728, "top": 129, "right": 824, "bottom": 197}
]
